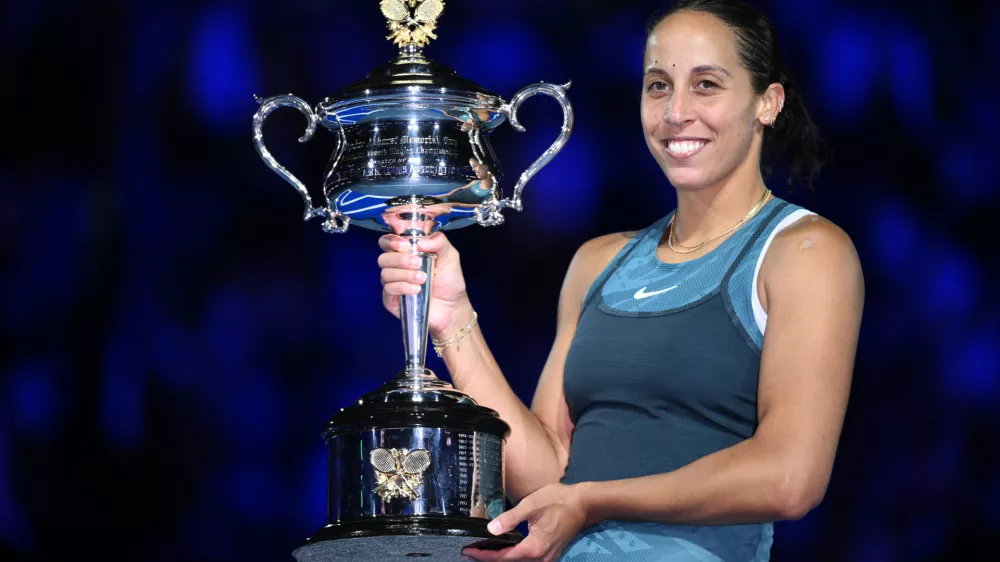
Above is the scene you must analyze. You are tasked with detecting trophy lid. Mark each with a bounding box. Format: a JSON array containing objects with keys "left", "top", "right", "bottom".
[
  {"left": 321, "top": 0, "right": 503, "bottom": 113},
  {"left": 329, "top": 52, "right": 500, "bottom": 102}
]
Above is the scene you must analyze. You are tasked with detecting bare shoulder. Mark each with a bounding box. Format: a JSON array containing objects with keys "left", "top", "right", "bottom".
[
  {"left": 570, "top": 230, "right": 638, "bottom": 280},
  {"left": 576, "top": 230, "right": 638, "bottom": 264},
  {"left": 761, "top": 214, "right": 864, "bottom": 300},
  {"left": 562, "top": 230, "right": 640, "bottom": 306}
]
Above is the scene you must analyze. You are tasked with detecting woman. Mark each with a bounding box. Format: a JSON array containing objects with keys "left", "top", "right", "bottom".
[{"left": 377, "top": 1, "right": 864, "bottom": 560}]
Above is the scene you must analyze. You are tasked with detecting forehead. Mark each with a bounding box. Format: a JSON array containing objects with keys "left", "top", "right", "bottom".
[{"left": 644, "top": 10, "right": 739, "bottom": 70}]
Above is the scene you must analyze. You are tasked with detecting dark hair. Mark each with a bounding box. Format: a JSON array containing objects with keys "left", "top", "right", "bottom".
[{"left": 646, "top": 0, "right": 828, "bottom": 188}]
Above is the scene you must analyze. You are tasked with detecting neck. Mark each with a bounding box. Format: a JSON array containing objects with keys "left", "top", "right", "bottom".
[{"left": 671, "top": 162, "right": 768, "bottom": 245}]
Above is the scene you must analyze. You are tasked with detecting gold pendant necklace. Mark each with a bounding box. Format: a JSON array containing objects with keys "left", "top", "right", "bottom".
[{"left": 668, "top": 188, "right": 772, "bottom": 255}]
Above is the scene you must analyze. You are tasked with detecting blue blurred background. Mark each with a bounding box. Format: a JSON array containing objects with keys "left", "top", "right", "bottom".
[{"left": 2, "top": 0, "right": 998, "bottom": 560}]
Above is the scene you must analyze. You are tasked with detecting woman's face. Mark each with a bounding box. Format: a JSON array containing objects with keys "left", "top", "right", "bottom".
[{"left": 641, "top": 10, "right": 765, "bottom": 191}]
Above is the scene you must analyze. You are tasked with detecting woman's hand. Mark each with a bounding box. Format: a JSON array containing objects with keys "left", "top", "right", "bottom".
[
  {"left": 378, "top": 231, "right": 474, "bottom": 340},
  {"left": 462, "top": 484, "right": 591, "bottom": 562}
]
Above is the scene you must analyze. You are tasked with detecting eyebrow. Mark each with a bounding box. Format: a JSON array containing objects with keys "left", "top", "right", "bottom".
[
  {"left": 643, "top": 65, "right": 732, "bottom": 78},
  {"left": 692, "top": 64, "right": 732, "bottom": 77}
]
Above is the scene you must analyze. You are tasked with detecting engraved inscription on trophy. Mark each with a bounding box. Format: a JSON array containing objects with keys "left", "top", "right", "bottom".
[
  {"left": 253, "top": 0, "right": 572, "bottom": 554},
  {"left": 370, "top": 447, "right": 432, "bottom": 501},
  {"left": 456, "top": 433, "right": 472, "bottom": 512},
  {"left": 254, "top": 0, "right": 573, "bottom": 234},
  {"left": 341, "top": 133, "right": 463, "bottom": 177}
]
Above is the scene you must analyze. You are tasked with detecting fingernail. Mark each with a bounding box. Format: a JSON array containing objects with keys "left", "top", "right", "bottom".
[
  {"left": 487, "top": 520, "right": 501, "bottom": 534},
  {"left": 416, "top": 271, "right": 427, "bottom": 283},
  {"left": 410, "top": 256, "right": 422, "bottom": 267}
]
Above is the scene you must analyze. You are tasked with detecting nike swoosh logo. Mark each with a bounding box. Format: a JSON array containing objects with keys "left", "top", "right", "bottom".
[{"left": 634, "top": 285, "right": 678, "bottom": 300}]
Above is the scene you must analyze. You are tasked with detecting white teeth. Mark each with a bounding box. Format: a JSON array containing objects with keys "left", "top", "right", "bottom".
[{"left": 667, "top": 140, "right": 706, "bottom": 155}]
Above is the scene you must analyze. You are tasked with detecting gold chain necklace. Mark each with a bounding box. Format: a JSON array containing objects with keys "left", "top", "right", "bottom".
[{"left": 667, "top": 188, "right": 772, "bottom": 254}]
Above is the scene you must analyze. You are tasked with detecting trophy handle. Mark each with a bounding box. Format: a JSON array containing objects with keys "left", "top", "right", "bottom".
[
  {"left": 252, "top": 94, "right": 350, "bottom": 233},
  {"left": 501, "top": 81, "right": 574, "bottom": 212}
]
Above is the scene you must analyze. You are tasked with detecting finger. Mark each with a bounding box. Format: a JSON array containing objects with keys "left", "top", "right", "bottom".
[
  {"left": 377, "top": 234, "right": 398, "bottom": 252},
  {"left": 496, "top": 535, "right": 547, "bottom": 561},
  {"left": 380, "top": 268, "right": 428, "bottom": 286},
  {"left": 377, "top": 251, "right": 425, "bottom": 270},
  {"left": 378, "top": 234, "right": 418, "bottom": 254},
  {"left": 382, "top": 290, "right": 400, "bottom": 311},
  {"left": 460, "top": 546, "right": 511, "bottom": 562},
  {"left": 414, "top": 232, "right": 457, "bottom": 259},
  {"left": 383, "top": 281, "right": 422, "bottom": 296},
  {"left": 487, "top": 504, "right": 529, "bottom": 536}
]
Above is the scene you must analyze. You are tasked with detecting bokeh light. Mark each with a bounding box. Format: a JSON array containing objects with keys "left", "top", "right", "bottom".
[{"left": 2, "top": 1, "right": 997, "bottom": 561}]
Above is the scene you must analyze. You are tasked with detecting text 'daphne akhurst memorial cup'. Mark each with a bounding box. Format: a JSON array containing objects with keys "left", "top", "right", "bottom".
[{"left": 252, "top": 1, "right": 573, "bottom": 560}]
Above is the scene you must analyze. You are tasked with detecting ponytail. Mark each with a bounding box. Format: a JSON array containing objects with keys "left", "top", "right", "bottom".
[
  {"left": 648, "top": 0, "right": 830, "bottom": 188},
  {"left": 764, "top": 73, "right": 828, "bottom": 188}
]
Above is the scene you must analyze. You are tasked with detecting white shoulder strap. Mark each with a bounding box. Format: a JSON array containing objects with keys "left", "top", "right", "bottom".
[{"left": 751, "top": 210, "right": 817, "bottom": 335}]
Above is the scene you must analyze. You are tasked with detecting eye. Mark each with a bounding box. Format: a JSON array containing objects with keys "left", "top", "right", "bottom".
[
  {"left": 696, "top": 79, "right": 719, "bottom": 90},
  {"left": 646, "top": 80, "right": 669, "bottom": 93}
]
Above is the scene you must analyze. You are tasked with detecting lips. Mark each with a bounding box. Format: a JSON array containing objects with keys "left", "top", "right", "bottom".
[{"left": 662, "top": 138, "right": 708, "bottom": 160}]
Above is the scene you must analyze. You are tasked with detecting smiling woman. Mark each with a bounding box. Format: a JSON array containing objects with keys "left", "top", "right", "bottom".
[
  {"left": 378, "top": 1, "right": 863, "bottom": 561},
  {"left": 640, "top": 2, "right": 826, "bottom": 193}
]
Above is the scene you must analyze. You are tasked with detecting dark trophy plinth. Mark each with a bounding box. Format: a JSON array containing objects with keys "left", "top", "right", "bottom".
[
  {"left": 294, "top": 374, "right": 520, "bottom": 561},
  {"left": 251, "top": 1, "right": 573, "bottom": 560}
]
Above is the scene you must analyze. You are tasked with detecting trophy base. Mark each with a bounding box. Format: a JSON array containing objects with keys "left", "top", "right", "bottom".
[{"left": 293, "top": 515, "right": 520, "bottom": 561}]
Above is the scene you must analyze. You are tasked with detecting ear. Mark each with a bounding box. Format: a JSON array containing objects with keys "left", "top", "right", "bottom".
[{"left": 756, "top": 82, "right": 785, "bottom": 127}]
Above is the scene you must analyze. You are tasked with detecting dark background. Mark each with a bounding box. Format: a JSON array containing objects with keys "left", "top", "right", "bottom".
[{"left": 2, "top": 0, "right": 999, "bottom": 560}]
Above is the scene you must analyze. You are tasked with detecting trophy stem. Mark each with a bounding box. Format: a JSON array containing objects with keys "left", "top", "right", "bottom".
[
  {"left": 400, "top": 232, "right": 435, "bottom": 378},
  {"left": 399, "top": 43, "right": 424, "bottom": 58}
]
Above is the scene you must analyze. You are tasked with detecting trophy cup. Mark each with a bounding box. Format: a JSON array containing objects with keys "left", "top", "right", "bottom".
[{"left": 252, "top": 1, "right": 572, "bottom": 560}]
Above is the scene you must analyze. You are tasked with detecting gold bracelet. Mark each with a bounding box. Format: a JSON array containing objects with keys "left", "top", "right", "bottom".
[{"left": 432, "top": 311, "right": 478, "bottom": 357}]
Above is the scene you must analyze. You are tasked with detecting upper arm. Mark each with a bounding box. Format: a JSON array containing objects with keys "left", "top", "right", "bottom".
[
  {"left": 754, "top": 216, "right": 864, "bottom": 510},
  {"left": 528, "top": 232, "right": 635, "bottom": 467}
]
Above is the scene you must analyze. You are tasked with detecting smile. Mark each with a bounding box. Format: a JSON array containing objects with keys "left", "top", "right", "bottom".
[{"left": 663, "top": 139, "right": 708, "bottom": 160}]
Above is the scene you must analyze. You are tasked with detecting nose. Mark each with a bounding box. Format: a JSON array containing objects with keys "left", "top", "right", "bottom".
[{"left": 665, "top": 89, "right": 694, "bottom": 127}]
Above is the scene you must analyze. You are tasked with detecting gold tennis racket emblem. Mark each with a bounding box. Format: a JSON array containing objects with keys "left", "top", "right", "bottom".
[
  {"left": 380, "top": 0, "right": 445, "bottom": 48},
  {"left": 370, "top": 447, "right": 432, "bottom": 501}
]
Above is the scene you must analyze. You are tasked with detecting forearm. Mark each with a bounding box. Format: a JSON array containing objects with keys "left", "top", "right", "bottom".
[
  {"left": 436, "top": 305, "right": 567, "bottom": 501},
  {"left": 580, "top": 436, "right": 820, "bottom": 527}
]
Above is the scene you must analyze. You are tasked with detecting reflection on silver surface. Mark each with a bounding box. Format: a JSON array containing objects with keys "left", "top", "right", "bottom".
[
  {"left": 253, "top": 3, "right": 565, "bottom": 552},
  {"left": 252, "top": 94, "right": 351, "bottom": 233},
  {"left": 504, "top": 82, "right": 574, "bottom": 213},
  {"left": 322, "top": 111, "right": 502, "bottom": 233},
  {"left": 477, "top": 81, "right": 573, "bottom": 226},
  {"left": 254, "top": 83, "right": 573, "bottom": 233},
  {"left": 358, "top": 369, "right": 474, "bottom": 405},
  {"left": 400, "top": 233, "right": 434, "bottom": 375},
  {"left": 328, "top": 427, "right": 505, "bottom": 522}
]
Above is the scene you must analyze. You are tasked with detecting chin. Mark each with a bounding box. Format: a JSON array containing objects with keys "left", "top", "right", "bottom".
[{"left": 664, "top": 168, "right": 712, "bottom": 191}]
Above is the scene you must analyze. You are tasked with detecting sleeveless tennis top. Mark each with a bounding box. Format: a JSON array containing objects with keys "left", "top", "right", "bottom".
[{"left": 558, "top": 198, "right": 815, "bottom": 562}]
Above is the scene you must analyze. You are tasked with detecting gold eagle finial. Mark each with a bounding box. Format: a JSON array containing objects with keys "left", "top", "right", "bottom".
[{"left": 380, "top": 0, "right": 445, "bottom": 48}]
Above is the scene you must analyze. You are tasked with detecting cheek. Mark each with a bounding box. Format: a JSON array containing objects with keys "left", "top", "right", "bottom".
[
  {"left": 640, "top": 106, "right": 654, "bottom": 133},
  {"left": 710, "top": 112, "right": 750, "bottom": 146},
  {"left": 640, "top": 98, "right": 664, "bottom": 131}
]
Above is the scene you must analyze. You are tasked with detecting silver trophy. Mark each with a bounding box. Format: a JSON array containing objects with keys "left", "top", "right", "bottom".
[{"left": 252, "top": 1, "right": 572, "bottom": 560}]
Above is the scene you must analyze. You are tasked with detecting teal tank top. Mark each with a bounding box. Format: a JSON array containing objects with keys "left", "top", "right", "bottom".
[{"left": 558, "top": 198, "right": 814, "bottom": 562}]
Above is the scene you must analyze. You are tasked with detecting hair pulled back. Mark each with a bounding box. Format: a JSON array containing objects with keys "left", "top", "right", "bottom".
[{"left": 647, "top": 0, "right": 828, "bottom": 187}]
